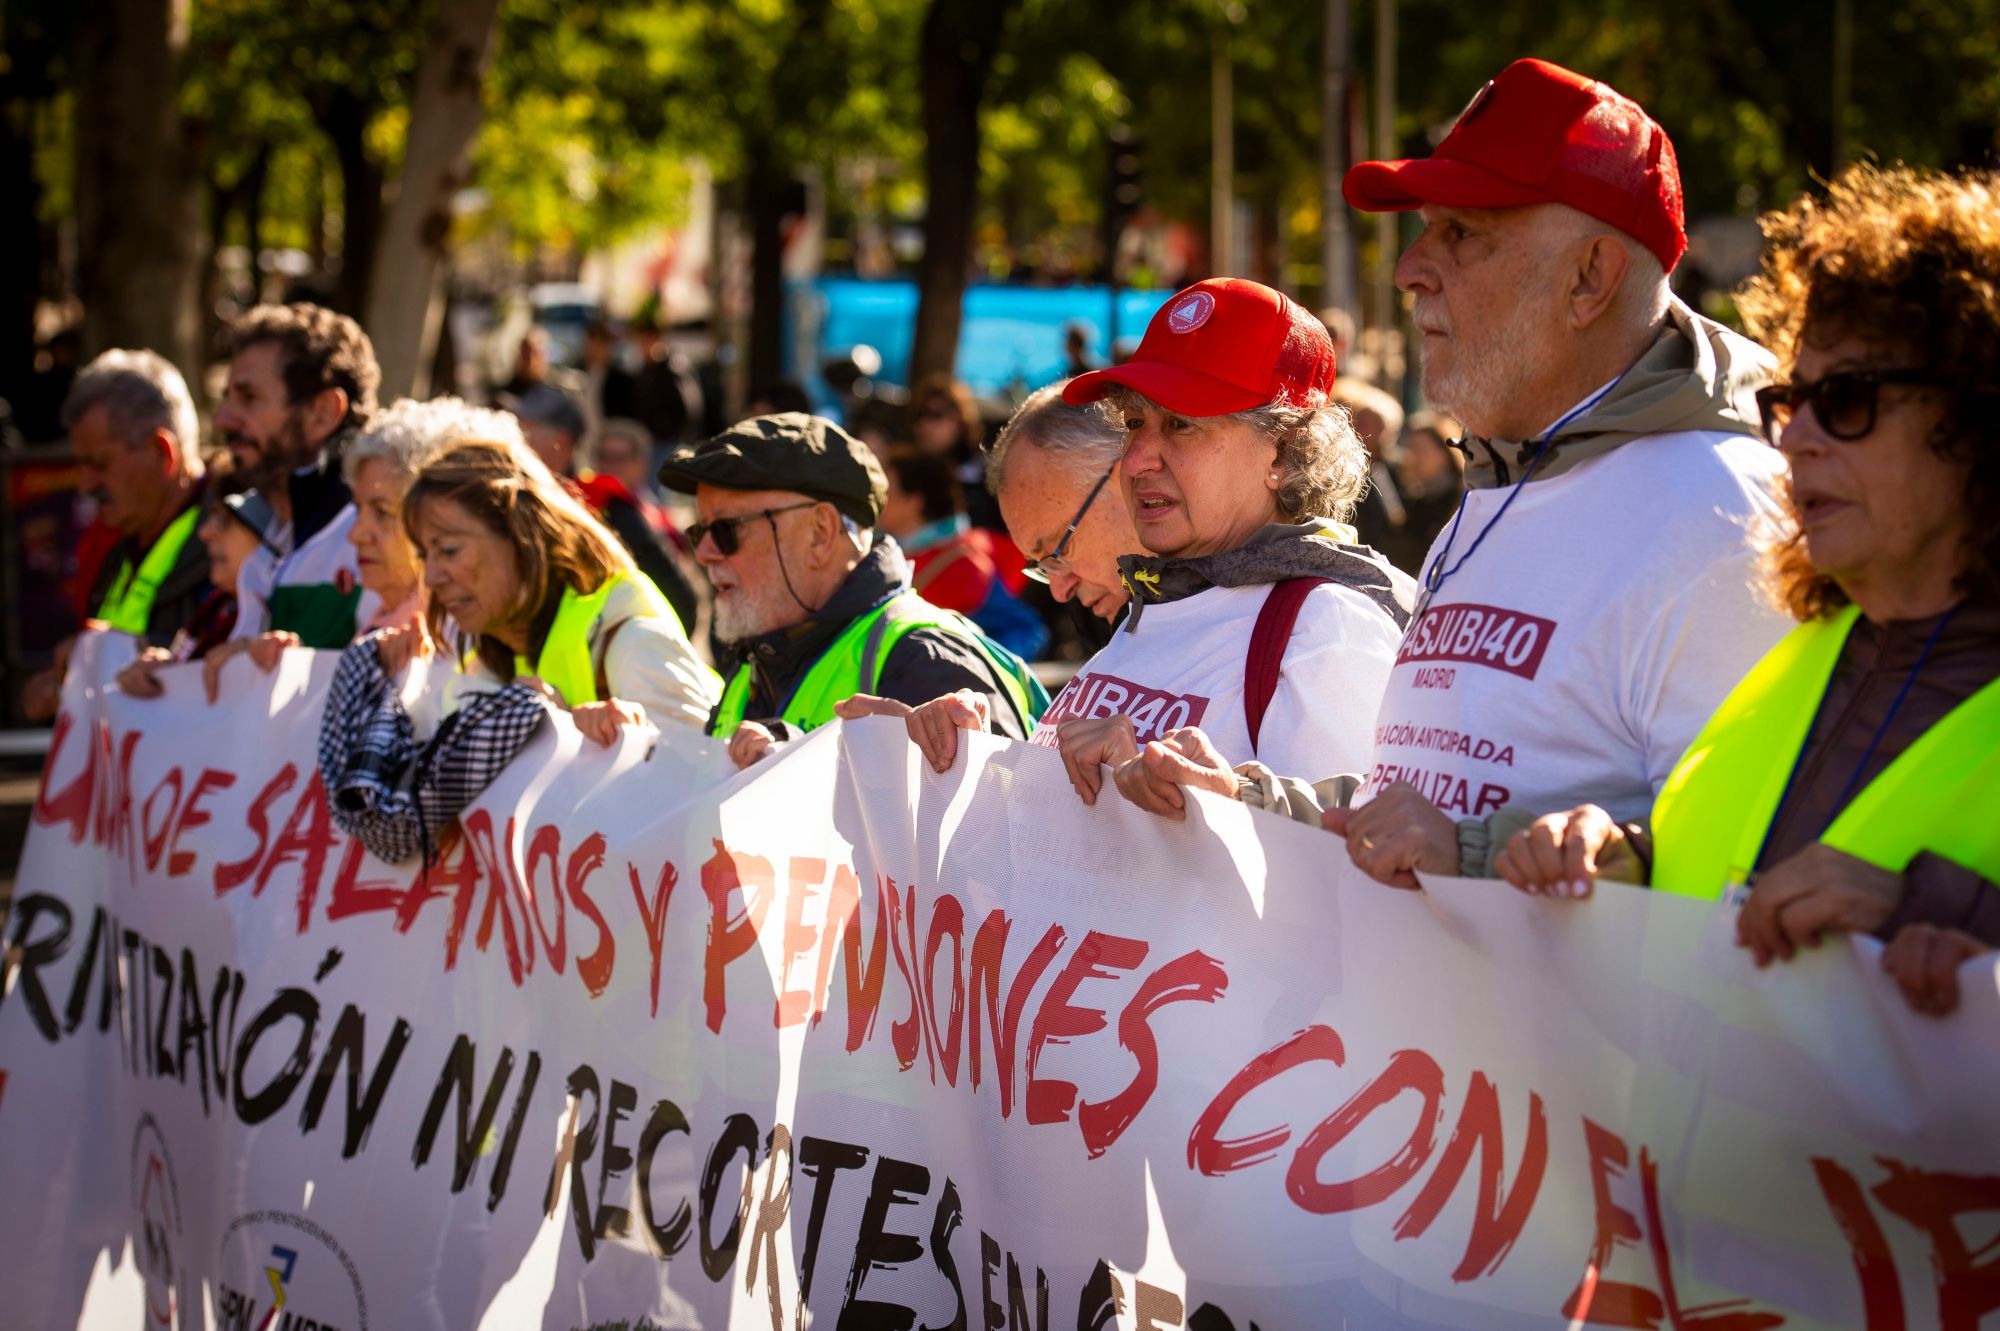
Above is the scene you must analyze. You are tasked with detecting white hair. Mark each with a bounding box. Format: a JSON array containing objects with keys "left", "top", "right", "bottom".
[
  {"left": 342, "top": 396, "right": 526, "bottom": 491},
  {"left": 989, "top": 381, "right": 1127, "bottom": 492},
  {"left": 61, "top": 349, "right": 201, "bottom": 471}
]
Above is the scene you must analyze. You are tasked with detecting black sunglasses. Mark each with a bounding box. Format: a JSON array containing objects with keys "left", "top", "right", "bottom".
[
  {"left": 1022, "top": 464, "right": 1116, "bottom": 584},
  {"left": 1754, "top": 368, "right": 1956, "bottom": 444},
  {"left": 686, "top": 500, "right": 820, "bottom": 556}
]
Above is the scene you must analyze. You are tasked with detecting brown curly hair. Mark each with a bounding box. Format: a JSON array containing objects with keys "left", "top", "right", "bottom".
[
  {"left": 1736, "top": 163, "right": 2000, "bottom": 621},
  {"left": 402, "top": 437, "right": 634, "bottom": 680}
]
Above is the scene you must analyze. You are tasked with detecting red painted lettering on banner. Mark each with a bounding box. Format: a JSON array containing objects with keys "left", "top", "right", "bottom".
[
  {"left": 1287, "top": 1048, "right": 1445, "bottom": 1214},
  {"left": 1024, "top": 930, "right": 1148, "bottom": 1126},
  {"left": 628, "top": 855, "right": 681, "bottom": 1017},
  {"left": 1189, "top": 1025, "right": 1347, "bottom": 1176},
  {"left": 808, "top": 864, "right": 863, "bottom": 1032},
  {"left": 1393, "top": 1074, "right": 1548, "bottom": 1282},
  {"left": 1077, "top": 949, "right": 1227, "bottom": 1158},
  {"left": 465, "top": 812, "right": 527, "bottom": 985},
  {"left": 774, "top": 857, "right": 827, "bottom": 1029},
  {"left": 139, "top": 767, "right": 183, "bottom": 873},
  {"left": 922, "top": 893, "right": 967, "bottom": 1085},
  {"left": 326, "top": 836, "right": 406, "bottom": 923},
  {"left": 828, "top": 871, "right": 889, "bottom": 1053},
  {"left": 95, "top": 728, "right": 141, "bottom": 862},
  {"left": 1563, "top": 1118, "right": 1785, "bottom": 1330},
  {"left": 256, "top": 770, "right": 337, "bottom": 933},
  {"left": 1811, "top": 1158, "right": 1905, "bottom": 1331},
  {"left": 884, "top": 878, "right": 931, "bottom": 1073},
  {"left": 1034, "top": 671, "right": 1210, "bottom": 744},
  {"left": 968, "top": 912, "right": 1066, "bottom": 1119},
  {"left": 566, "top": 833, "right": 615, "bottom": 998},
  {"left": 1869, "top": 1158, "right": 2000, "bottom": 1330},
  {"left": 213, "top": 762, "right": 297, "bottom": 895},
  {"left": 701, "top": 841, "right": 774, "bottom": 1033},
  {"left": 167, "top": 768, "right": 234, "bottom": 879},
  {"left": 521, "top": 823, "right": 568, "bottom": 976},
  {"left": 1395, "top": 602, "right": 1557, "bottom": 680}
]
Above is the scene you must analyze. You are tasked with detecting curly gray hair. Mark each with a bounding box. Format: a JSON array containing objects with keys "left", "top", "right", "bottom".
[
  {"left": 1099, "top": 386, "right": 1368, "bottom": 524},
  {"left": 342, "top": 396, "right": 526, "bottom": 493}
]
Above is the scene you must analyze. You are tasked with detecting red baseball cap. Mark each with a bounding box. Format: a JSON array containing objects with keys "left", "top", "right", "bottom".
[
  {"left": 1062, "top": 278, "right": 1337, "bottom": 416},
  {"left": 1343, "top": 58, "right": 1686, "bottom": 273}
]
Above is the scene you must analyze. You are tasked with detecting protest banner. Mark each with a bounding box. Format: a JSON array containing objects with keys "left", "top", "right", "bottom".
[{"left": 2, "top": 633, "right": 1996, "bottom": 1330}]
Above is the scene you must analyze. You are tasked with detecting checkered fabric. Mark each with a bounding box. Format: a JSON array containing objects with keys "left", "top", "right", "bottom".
[{"left": 318, "top": 634, "right": 549, "bottom": 864}]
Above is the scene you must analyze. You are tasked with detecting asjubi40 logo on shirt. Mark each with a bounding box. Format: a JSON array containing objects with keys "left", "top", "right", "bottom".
[
  {"left": 1035, "top": 670, "right": 1210, "bottom": 743},
  {"left": 1394, "top": 601, "right": 1557, "bottom": 680}
]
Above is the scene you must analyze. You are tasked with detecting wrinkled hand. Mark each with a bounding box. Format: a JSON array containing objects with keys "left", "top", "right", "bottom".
[
  {"left": 115, "top": 648, "right": 176, "bottom": 700},
  {"left": 1056, "top": 715, "right": 1142, "bottom": 807},
  {"left": 1112, "top": 726, "right": 1238, "bottom": 821},
  {"left": 838, "top": 690, "right": 991, "bottom": 774},
  {"left": 372, "top": 623, "right": 431, "bottom": 676},
  {"left": 572, "top": 698, "right": 645, "bottom": 748},
  {"left": 1736, "top": 842, "right": 1904, "bottom": 967},
  {"left": 728, "top": 721, "right": 779, "bottom": 770},
  {"left": 1494, "top": 804, "right": 1635, "bottom": 899},
  {"left": 1320, "top": 780, "right": 1459, "bottom": 890},
  {"left": 202, "top": 631, "right": 300, "bottom": 703},
  {"left": 1880, "top": 923, "right": 1990, "bottom": 1017}
]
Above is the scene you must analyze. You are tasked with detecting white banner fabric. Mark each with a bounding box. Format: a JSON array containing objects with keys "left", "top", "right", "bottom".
[{"left": 2, "top": 635, "right": 1997, "bottom": 1331}]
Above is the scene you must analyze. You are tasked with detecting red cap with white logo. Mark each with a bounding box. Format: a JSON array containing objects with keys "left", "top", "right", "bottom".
[
  {"left": 1343, "top": 58, "right": 1686, "bottom": 273},
  {"left": 1061, "top": 278, "right": 1338, "bottom": 417}
]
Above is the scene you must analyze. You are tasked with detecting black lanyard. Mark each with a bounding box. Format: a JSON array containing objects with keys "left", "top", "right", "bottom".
[{"left": 1413, "top": 378, "right": 1622, "bottom": 619}]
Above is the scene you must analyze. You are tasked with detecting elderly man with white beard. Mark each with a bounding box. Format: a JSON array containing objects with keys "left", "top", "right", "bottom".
[
  {"left": 1106, "top": 59, "right": 1792, "bottom": 881},
  {"left": 1318, "top": 57, "right": 1792, "bottom": 887}
]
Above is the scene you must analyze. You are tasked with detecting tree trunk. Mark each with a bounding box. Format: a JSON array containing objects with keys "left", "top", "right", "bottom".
[
  {"left": 319, "top": 87, "right": 386, "bottom": 319},
  {"left": 909, "top": 0, "right": 1014, "bottom": 388},
  {"left": 74, "top": 0, "right": 203, "bottom": 384},
  {"left": 745, "top": 144, "right": 790, "bottom": 392},
  {"left": 0, "top": 100, "right": 42, "bottom": 415},
  {"left": 365, "top": 0, "right": 504, "bottom": 399}
]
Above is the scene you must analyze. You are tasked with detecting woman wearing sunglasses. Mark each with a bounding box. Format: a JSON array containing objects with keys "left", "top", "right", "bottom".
[{"left": 1497, "top": 164, "right": 2000, "bottom": 1014}]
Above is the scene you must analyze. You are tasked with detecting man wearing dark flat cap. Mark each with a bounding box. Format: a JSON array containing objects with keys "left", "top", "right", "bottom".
[{"left": 660, "top": 412, "right": 1045, "bottom": 767}]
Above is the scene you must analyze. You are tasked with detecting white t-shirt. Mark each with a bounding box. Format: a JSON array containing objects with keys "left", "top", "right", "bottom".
[
  {"left": 1030, "top": 580, "right": 1404, "bottom": 782},
  {"left": 1360, "top": 429, "right": 1789, "bottom": 823}
]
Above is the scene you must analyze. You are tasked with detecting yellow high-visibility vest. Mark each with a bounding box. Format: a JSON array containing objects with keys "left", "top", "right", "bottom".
[{"left": 1651, "top": 603, "right": 2000, "bottom": 897}]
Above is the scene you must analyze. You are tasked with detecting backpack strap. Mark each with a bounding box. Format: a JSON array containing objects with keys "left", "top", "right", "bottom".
[{"left": 1244, "top": 577, "right": 1329, "bottom": 755}]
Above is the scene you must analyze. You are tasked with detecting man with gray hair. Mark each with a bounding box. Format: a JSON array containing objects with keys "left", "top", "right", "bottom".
[
  {"left": 1321, "top": 57, "right": 1790, "bottom": 887},
  {"left": 21, "top": 349, "right": 209, "bottom": 719},
  {"left": 988, "top": 381, "right": 1141, "bottom": 627}
]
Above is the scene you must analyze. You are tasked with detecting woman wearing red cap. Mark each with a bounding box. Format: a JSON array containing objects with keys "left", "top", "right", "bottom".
[{"left": 873, "top": 278, "right": 1416, "bottom": 807}]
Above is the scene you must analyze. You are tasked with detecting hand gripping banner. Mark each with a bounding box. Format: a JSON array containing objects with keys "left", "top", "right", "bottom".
[{"left": 2, "top": 634, "right": 1997, "bottom": 1330}]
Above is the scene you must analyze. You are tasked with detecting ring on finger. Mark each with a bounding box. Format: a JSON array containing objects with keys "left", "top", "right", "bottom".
[{"left": 1358, "top": 834, "right": 1377, "bottom": 851}]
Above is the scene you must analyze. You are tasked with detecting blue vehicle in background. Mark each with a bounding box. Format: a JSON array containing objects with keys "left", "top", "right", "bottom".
[{"left": 786, "top": 278, "right": 1175, "bottom": 413}]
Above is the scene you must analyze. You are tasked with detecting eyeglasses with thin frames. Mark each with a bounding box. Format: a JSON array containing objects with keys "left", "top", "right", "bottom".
[
  {"left": 1021, "top": 464, "right": 1116, "bottom": 584},
  {"left": 686, "top": 501, "right": 820, "bottom": 556}
]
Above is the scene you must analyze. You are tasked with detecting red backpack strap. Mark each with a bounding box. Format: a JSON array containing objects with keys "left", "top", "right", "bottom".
[{"left": 1244, "top": 577, "right": 1329, "bottom": 755}]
